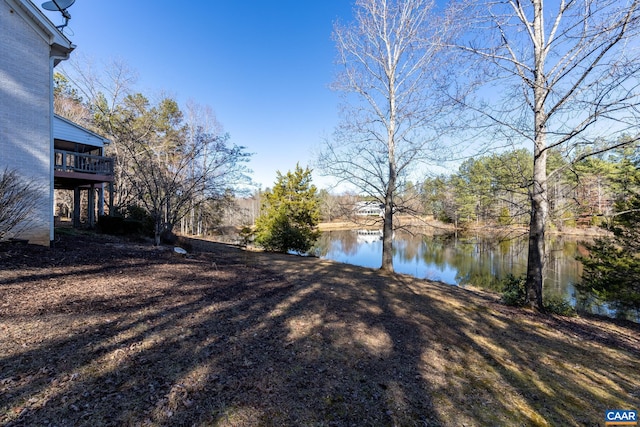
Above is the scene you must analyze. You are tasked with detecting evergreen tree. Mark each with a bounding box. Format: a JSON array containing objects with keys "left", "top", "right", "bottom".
[
  {"left": 577, "top": 152, "right": 640, "bottom": 314},
  {"left": 255, "top": 164, "right": 320, "bottom": 253}
]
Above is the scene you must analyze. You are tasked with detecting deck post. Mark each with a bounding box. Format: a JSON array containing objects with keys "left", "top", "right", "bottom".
[
  {"left": 109, "top": 182, "right": 114, "bottom": 216},
  {"left": 98, "top": 184, "right": 105, "bottom": 217},
  {"left": 87, "top": 184, "right": 95, "bottom": 227},
  {"left": 73, "top": 187, "right": 81, "bottom": 228}
]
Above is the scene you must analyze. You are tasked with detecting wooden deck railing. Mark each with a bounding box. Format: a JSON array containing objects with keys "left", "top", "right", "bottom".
[{"left": 54, "top": 149, "right": 114, "bottom": 176}]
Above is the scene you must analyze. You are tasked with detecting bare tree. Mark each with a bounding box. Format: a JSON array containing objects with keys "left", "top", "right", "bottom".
[
  {"left": 457, "top": 0, "right": 640, "bottom": 309},
  {"left": 59, "top": 57, "right": 251, "bottom": 245},
  {"left": 318, "top": 189, "right": 342, "bottom": 222},
  {"left": 53, "top": 72, "right": 91, "bottom": 124},
  {"left": 0, "top": 168, "right": 41, "bottom": 240},
  {"left": 103, "top": 95, "right": 250, "bottom": 245},
  {"left": 60, "top": 56, "right": 139, "bottom": 209},
  {"left": 182, "top": 101, "right": 227, "bottom": 236},
  {"left": 319, "top": 0, "right": 459, "bottom": 272}
]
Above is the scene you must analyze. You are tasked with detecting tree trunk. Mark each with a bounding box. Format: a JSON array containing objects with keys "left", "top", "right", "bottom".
[
  {"left": 525, "top": 144, "right": 549, "bottom": 311},
  {"left": 381, "top": 194, "right": 394, "bottom": 272},
  {"left": 526, "top": 135, "right": 548, "bottom": 309},
  {"left": 154, "top": 222, "right": 161, "bottom": 246},
  {"left": 526, "top": 175, "right": 547, "bottom": 310},
  {"left": 381, "top": 82, "right": 396, "bottom": 272},
  {"left": 381, "top": 54, "right": 397, "bottom": 273},
  {"left": 525, "top": 0, "right": 549, "bottom": 311}
]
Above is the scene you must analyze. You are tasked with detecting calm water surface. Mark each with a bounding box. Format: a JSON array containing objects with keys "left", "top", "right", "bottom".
[
  {"left": 314, "top": 230, "right": 640, "bottom": 320},
  {"left": 315, "top": 230, "right": 585, "bottom": 299}
]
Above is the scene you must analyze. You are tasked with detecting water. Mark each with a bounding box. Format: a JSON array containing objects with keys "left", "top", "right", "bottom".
[
  {"left": 314, "top": 229, "right": 639, "bottom": 321},
  {"left": 314, "top": 229, "right": 583, "bottom": 298}
]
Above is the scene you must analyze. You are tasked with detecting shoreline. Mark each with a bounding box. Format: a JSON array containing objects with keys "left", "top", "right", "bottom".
[{"left": 318, "top": 216, "right": 608, "bottom": 238}]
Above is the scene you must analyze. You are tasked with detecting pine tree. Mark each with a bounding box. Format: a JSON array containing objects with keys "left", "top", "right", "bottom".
[
  {"left": 254, "top": 164, "right": 320, "bottom": 253},
  {"left": 577, "top": 150, "right": 640, "bottom": 315}
]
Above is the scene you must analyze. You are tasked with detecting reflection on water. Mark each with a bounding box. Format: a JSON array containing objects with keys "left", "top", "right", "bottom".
[
  {"left": 315, "top": 230, "right": 639, "bottom": 320},
  {"left": 315, "top": 230, "right": 584, "bottom": 297}
]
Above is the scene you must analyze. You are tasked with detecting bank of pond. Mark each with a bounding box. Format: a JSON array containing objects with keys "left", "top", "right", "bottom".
[{"left": 313, "top": 229, "right": 637, "bottom": 321}]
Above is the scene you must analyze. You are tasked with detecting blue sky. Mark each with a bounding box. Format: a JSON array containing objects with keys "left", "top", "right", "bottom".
[{"left": 41, "top": 1, "right": 355, "bottom": 190}]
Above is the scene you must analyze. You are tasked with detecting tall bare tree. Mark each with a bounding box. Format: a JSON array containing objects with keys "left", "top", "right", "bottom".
[
  {"left": 60, "top": 56, "right": 139, "bottom": 209},
  {"left": 457, "top": 0, "right": 640, "bottom": 309},
  {"left": 59, "top": 57, "right": 251, "bottom": 244},
  {"left": 96, "top": 94, "right": 250, "bottom": 245},
  {"left": 319, "top": 0, "right": 458, "bottom": 271},
  {"left": 183, "top": 101, "right": 226, "bottom": 236}
]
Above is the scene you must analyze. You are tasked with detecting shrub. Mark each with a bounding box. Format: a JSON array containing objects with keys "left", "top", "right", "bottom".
[
  {"left": 500, "top": 274, "right": 527, "bottom": 307},
  {"left": 123, "top": 219, "right": 147, "bottom": 236},
  {"left": 500, "top": 274, "right": 577, "bottom": 316},
  {"left": 590, "top": 215, "right": 604, "bottom": 227},
  {"left": 561, "top": 210, "right": 577, "bottom": 227},
  {"left": 0, "top": 168, "right": 40, "bottom": 240},
  {"left": 497, "top": 207, "right": 512, "bottom": 225},
  {"left": 123, "top": 205, "right": 154, "bottom": 236},
  {"left": 543, "top": 295, "right": 577, "bottom": 317},
  {"left": 97, "top": 215, "right": 125, "bottom": 235},
  {"left": 254, "top": 165, "right": 320, "bottom": 253},
  {"left": 98, "top": 205, "right": 154, "bottom": 238},
  {"left": 239, "top": 226, "right": 254, "bottom": 247},
  {"left": 577, "top": 191, "right": 640, "bottom": 313}
]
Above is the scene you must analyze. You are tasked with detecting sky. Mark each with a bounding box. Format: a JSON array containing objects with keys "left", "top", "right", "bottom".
[{"left": 40, "top": 1, "right": 355, "bottom": 191}]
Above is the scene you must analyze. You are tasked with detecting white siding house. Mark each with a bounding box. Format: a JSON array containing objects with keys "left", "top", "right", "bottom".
[
  {"left": 1, "top": 0, "right": 112, "bottom": 246},
  {"left": 355, "top": 201, "right": 384, "bottom": 217},
  {"left": 53, "top": 114, "right": 110, "bottom": 149},
  {"left": 0, "top": 0, "right": 74, "bottom": 245}
]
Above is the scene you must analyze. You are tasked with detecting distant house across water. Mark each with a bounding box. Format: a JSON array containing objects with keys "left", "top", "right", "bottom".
[{"left": 355, "top": 201, "right": 384, "bottom": 217}]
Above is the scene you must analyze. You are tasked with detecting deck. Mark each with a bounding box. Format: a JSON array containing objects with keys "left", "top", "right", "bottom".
[{"left": 54, "top": 149, "right": 114, "bottom": 189}]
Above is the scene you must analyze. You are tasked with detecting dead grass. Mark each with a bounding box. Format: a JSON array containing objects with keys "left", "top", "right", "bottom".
[
  {"left": 0, "top": 233, "right": 638, "bottom": 426},
  {"left": 318, "top": 215, "right": 457, "bottom": 234}
]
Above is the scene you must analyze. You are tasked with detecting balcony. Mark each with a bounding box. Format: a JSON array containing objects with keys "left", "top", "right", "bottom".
[{"left": 54, "top": 149, "right": 114, "bottom": 189}]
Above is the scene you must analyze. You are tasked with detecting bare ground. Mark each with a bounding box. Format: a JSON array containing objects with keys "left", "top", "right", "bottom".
[{"left": 1, "top": 232, "right": 639, "bottom": 426}]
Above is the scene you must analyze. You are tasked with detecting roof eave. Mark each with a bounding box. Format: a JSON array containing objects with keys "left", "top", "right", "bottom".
[
  {"left": 54, "top": 114, "right": 111, "bottom": 145},
  {"left": 6, "top": 0, "right": 75, "bottom": 63}
]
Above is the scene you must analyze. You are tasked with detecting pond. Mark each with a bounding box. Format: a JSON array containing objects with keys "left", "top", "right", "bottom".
[{"left": 313, "top": 229, "right": 622, "bottom": 316}]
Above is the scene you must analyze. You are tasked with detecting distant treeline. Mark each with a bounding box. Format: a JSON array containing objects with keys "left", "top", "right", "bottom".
[{"left": 418, "top": 141, "right": 638, "bottom": 230}]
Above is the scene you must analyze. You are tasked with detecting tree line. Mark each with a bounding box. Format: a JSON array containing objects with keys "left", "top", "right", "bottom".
[
  {"left": 419, "top": 142, "right": 639, "bottom": 231},
  {"left": 54, "top": 67, "right": 251, "bottom": 245}
]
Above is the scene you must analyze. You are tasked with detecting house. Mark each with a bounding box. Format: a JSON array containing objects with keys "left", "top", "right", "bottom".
[
  {"left": 0, "top": 0, "right": 112, "bottom": 245},
  {"left": 355, "top": 201, "right": 384, "bottom": 217}
]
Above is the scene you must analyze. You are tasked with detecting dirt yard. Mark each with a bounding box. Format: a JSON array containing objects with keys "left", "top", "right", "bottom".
[{"left": 1, "top": 232, "right": 639, "bottom": 426}]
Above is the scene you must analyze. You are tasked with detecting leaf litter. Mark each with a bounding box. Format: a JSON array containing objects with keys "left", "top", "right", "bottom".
[{"left": 0, "top": 233, "right": 639, "bottom": 426}]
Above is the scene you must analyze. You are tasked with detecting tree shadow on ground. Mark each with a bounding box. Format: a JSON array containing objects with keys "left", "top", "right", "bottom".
[{"left": 1, "top": 235, "right": 639, "bottom": 426}]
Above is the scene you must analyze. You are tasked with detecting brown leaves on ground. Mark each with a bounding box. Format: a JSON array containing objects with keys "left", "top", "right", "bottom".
[{"left": 1, "top": 233, "right": 639, "bottom": 426}]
